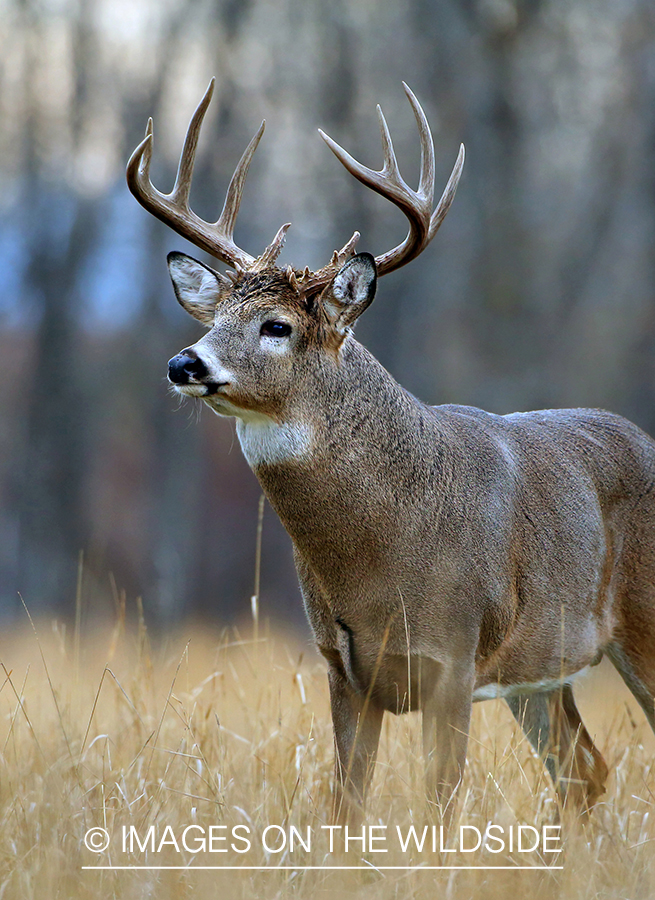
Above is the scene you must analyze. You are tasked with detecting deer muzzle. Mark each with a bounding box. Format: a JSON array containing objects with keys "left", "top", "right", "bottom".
[{"left": 167, "top": 349, "right": 208, "bottom": 385}]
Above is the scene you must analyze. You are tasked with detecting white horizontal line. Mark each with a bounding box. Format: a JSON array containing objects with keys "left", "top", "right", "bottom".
[{"left": 82, "top": 865, "right": 562, "bottom": 871}]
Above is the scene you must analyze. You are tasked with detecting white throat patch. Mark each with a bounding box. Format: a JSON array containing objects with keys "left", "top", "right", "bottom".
[{"left": 236, "top": 417, "right": 313, "bottom": 467}]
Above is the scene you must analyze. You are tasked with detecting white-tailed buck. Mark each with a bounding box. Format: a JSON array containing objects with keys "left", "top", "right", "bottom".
[{"left": 128, "top": 79, "right": 655, "bottom": 824}]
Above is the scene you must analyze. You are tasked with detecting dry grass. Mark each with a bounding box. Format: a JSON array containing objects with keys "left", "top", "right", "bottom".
[{"left": 0, "top": 609, "right": 654, "bottom": 900}]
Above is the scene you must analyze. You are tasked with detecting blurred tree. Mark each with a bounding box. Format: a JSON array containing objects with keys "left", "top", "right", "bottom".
[{"left": 0, "top": 0, "right": 654, "bottom": 622}]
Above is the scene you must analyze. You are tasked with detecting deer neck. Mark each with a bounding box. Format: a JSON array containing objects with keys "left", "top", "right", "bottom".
[
  {"left": 234, "top": 338, "right": 444, "bottom": 569},
  {"left": 235, "top": 338, "right": 417, "bottom": 470}
]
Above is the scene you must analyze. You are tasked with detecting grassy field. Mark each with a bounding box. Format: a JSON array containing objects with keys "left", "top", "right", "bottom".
[{"left": 0, "top": 605, "right": 654, "bottom": 900}]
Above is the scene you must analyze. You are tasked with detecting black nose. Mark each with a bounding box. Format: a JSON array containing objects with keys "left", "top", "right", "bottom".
[{"left": 168, "top": 349, "right": 208, "bottom": 384}]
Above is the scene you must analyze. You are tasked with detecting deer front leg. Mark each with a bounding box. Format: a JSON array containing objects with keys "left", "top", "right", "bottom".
[
  {"left": 421, "top": 661, "right": 474, "bottom": 826},
  {"left": 328, "top": 663, "right": 384, "bottom": 826}
]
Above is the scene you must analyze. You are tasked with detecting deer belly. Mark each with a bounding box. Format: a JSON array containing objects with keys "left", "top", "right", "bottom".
[{"left": 471, "top": 670, "right": 590, "bottom": 702}]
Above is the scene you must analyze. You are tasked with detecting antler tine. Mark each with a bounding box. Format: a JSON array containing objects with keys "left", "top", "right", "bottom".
[
  {"left": 402, "top": 82, "right": 435, "bottom": 206},
  {"left": 170, "top": 78, "right": 215, "bottom": 208},
  {"left": 319, "top": 85, "right": 463, "bottom": 279},
  {"left": 252, "top": 221, "right": 291, "bottom": 271},
  {"left": 429, "top": 143, "right": 465, "bottom": 241},
  {"left": 217, "top": 120, "right": 265, "bottom": 240},
  {"left": 376, "top": 106, "right": 403, "bottom": 184},
  {"left": 336, "top": 230, "right": 361, "bottom": 261}
]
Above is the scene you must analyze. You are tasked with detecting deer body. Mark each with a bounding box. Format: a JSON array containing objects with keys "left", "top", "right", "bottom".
[
  {"left": 247, "top": 342, "right": 617, "bottom": 692},
  {"left": 128, "top": 80, "right": 655, "bottom": 823}
]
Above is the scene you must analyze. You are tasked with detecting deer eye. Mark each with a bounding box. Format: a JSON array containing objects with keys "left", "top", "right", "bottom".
[{"left": 261, "top": 320, "right": 292, "bottom": 338}]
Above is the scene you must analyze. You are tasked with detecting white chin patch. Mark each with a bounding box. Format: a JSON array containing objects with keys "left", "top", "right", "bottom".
[
  {"left": 196, "top": 393, "right": 313, "bottom": 464},
  {"left": 173, "top": 383, "right": 212, "bottom": 398}
]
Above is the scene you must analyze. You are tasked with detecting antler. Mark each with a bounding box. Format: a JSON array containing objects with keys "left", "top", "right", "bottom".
[
  {"left": 126, "top": 78, "right": 289, "bottom": 274},
  {"left": 318, "top": 83, "right": 465, "bottom": 279},
  {"left": 127, "top": 80, "right": 463, "bottom": 292}
]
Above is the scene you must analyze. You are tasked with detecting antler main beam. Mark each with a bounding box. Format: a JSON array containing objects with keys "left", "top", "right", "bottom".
[{"left": 319, "top": 83, "right": 465, "bottom": 278}]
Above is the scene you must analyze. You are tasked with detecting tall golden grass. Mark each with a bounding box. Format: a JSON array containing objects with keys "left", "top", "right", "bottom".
[{"left": 0, "top": 601, "right": 654, "bottom": 899}]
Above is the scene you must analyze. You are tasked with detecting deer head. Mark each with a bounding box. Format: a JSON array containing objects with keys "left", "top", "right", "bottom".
[{"left": 126, "top": 79, "right": 464, "bottom": 423}]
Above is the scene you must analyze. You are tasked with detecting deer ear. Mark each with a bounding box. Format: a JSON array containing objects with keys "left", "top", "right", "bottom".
[
  {"left": 167, "top": 252, "right": 227, "bottom": 325},
  {"left": 322, "top": 253, "right": 377, "bottom": 333}
]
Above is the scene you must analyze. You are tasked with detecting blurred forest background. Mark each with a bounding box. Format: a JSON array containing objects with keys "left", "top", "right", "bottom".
[{"left": 1, "top": 0, "right": 654, "bottom": 626}]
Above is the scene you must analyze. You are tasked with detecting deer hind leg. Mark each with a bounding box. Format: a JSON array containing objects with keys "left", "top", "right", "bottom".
[
  {"left": 507, "top": 685, "right": 608, "bottom": 812},
  {"left": 606, "top": 518, "right": 655, "bottom": 733},
  {"left": 604, "top": 641, "right": 655, "bottom": 733}
]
